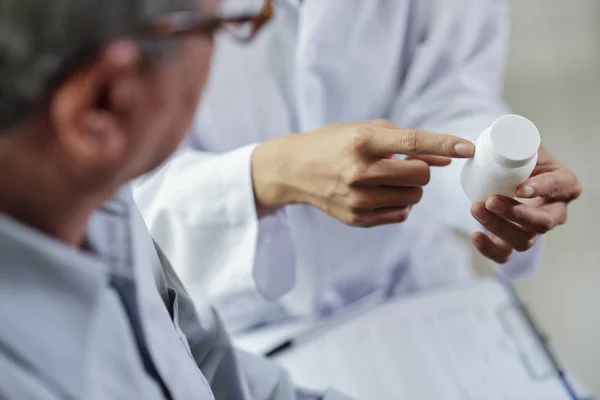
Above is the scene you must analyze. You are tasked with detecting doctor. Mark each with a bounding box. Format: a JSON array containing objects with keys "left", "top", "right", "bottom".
[{"left": 134, "top": 0, "right": 581, "bottom": 338}]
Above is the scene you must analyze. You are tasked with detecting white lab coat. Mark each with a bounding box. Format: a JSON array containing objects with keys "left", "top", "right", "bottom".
[{"left": 133, "top": 0, "right": 541, "bottom": 337}]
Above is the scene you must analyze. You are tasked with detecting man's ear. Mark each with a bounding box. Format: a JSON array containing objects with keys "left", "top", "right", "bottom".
[{"left": 49, "top": 40, "right": 142, "bottom": 167}]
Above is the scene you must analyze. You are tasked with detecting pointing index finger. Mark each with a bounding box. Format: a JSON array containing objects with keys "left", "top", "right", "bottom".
[{"left": 364, "top": 127, "right": 475, "bottom": 158}]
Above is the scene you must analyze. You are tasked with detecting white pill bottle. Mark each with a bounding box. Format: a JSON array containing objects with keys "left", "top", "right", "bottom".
[{"left": 461, "top": 114, "right": 541, "bottom": 204}]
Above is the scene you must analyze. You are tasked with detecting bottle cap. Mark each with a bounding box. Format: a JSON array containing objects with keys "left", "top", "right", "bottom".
[{"left": 489, "top": 114, "right": 540, "bottom": 167}]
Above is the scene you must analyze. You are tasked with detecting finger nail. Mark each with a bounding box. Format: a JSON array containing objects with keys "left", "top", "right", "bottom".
[
  {"left": 454, "top": 143, "right": 475, "bottom": 158},
  {"left": 473, "top": 208, "right": 489, "bottom": 223},
  {"left": 486, "top": 198, "right": 506, "bottom": 215},
  {"left": 519, "top": 186, "right": 534, "bottom": 198}
]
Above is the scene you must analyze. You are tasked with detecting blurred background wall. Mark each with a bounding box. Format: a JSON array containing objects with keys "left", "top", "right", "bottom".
[{"left": 505, "top": 0, "right": 600, "bottom": 395}]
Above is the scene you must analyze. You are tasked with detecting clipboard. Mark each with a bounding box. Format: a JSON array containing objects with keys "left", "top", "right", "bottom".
[
  {"left": 247, "top": 278, "right": 591, "bottom": 400},
  {"left": 496, "top": 277, "right": 582, "bottom": 399}
]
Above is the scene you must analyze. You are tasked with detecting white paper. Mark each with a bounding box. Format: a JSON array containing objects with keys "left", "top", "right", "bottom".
[{"left": 273, "top": 280, "right": 574, "bottom": 400}]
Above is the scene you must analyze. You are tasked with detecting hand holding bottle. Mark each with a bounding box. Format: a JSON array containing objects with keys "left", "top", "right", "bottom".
[{"left": 470, "top": 146, "right": 582, "bottom": 263}]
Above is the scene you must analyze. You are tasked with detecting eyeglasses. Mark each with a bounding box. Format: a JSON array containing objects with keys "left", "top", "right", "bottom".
[{"left": 149, "top": 0, "right": 275, "bottom": 43}]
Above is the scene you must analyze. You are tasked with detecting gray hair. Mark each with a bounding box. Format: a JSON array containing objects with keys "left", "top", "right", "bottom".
[{"left": 0, "top": 0, "right": 199, "bottom": 131}]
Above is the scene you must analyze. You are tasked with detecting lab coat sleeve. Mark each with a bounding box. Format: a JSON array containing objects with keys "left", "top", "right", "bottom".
[
  {"left": 133, "top": 142, "right": 296, "bottom": 332},
  {"left": 389, "top": 0, "right": 540, "bottom": 277}
]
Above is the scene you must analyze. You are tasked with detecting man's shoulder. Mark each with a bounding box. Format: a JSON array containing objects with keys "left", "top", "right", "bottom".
[
  {"left": 0, "top": 212, "right": 153, "bottom": 400},
  {"left": 0, "top": 345, "right": 63, "bottom": 400}
]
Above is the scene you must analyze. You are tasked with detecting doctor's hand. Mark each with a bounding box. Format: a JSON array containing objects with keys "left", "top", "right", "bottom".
[
  {"left": 252, "top": 120, "right": 475, "bottom": 227},
  {"left": 471, "top": 146, "right": 582, "bottom": 263}
]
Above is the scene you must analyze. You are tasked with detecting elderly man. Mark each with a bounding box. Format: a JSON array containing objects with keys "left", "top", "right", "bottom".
[
  {"left": 0, "top": 0, "right": 459, "bottom": 398},
  {"left": 134, "top": 0, "right": 581, "bottom": 346}
]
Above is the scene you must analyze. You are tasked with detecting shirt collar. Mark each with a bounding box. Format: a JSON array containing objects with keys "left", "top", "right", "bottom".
[{"left": 0, "top": 187, "right": 136, "bottom": 399}]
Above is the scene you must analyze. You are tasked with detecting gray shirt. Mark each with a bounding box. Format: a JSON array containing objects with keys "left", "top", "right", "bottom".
[{"left": 0, "top": 188, "right": 350, "bottom": 400}]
